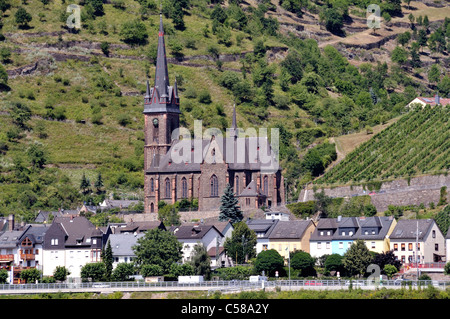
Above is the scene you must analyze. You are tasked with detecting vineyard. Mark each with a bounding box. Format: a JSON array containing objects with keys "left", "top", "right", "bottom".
[{"left": 316, "top": 105, "right": 450, "bottom": 186}]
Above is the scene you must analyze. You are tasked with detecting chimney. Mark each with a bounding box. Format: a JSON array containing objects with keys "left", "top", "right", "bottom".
[
  {"left": 435, "top": 94, "right": 440, "bottom": 105},
  {"left": 8, "top": 214, "right": 14, "bottom": 231}
]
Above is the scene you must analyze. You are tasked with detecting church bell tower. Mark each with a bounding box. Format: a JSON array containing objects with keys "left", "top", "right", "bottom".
[{"left": 143, "top": 14, "right": 181, "bottom": 171}]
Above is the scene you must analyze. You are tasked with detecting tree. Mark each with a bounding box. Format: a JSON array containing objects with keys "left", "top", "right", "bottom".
[
  {"left": 120, "top": 19, "right": 147, "bottom": 45},
  {"left": 20, "top": 268, "right": 41, "bottom": 283},
  {"left": 444, "top": 262, "right": 450, "bottom": 276},
  {"left": 85, "top": 0, "right": 103, "bottom": 16},
  {"left": 27, "top": 143, "right": 47, "bottom": 169},
  {"left": 409, "top": 44, "right": 421, "bottom": 68},
  {"left": 100, "top": 41, "right": 110, "bottom": 56},
  {"left": 342, "top": 239, "right": 373, "bottom": 277},
  {"left": 417, "top": 29, "right": 428, "bottom": 51},
  {"left": 324, "top": 253, "right": 344, "bottom": 274},
  {"left": 224, "top": 221, "right": 257, "bottom": 264},
  {"left": 321, "top": 7, "right": 344, "bottom": 35},
  {"left": 53, "top": 266, "right": 70, "bottom": 282},
  {"left": 254, "top": 249, "right": 284, "bottom": 277},
  {"left": 80, "top": 262, "right": 106, "bottom": 282},
  {"left": 171, "top": 0, "right": 185, "bottom": 30},
  {"left": 189, "top": 244, "right": 212, "bottom": 280},
  {"left": 15, "top": 7, "right": 32, "bottom": 27},
  {"left": 372, "top": 250, "right": 401, "bottom": 273},
  {"left": 9, "top": 101, "right": 31, "bottom": 129},
  {"left": 133, "top": 228, "right": 183, "bottom": 274},
  {"left": 102, "top": 240, "right": 114, "bottom": 281},
  {"left": 140, "top": 264, "right": 163, "bottom": 277},
  {"left": 397, "top": 31, "right": 411, "bottom": 47},
  {"left": 80, "top": 173, "right": 91, "bottom": 195},
  {"left": 391, "top": 46, "right": 408, "bottom": 66},
  {"left": 313, "top": 189, "right": 332, "bottom": 218},
  {"left": 158, "top": 202, "right": 180, "bottom": 226},
  {"left": 94, "top": 172, "right": 104, "bottom": 193},
  {"left": 383, "top": 264, "right": 398, "bottom": 279},
  {"left": 0, "top": 63, "right": 8, "bottom": 87},
  {"left": 428, "top": 64, "right": 440, "bottom": 84},
  {"left": 290, "top": 250, "right": 315, "bottom": 276},
  {"left": 0, "top": 46, "right": 11, "bottom": 63},
  {"left": 0, "top": 269, "right": 8, "bottom": 284},
  {"left": 111, "top": 263, "right": 135, "bottom": 281},
  {"left": 168, "top": 263, "right": 195, "bottom": 278},
  {"left": 219, "top": 184, "right": 243, "bottom": 224}
]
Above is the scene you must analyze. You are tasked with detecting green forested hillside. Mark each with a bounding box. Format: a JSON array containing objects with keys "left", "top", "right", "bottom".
[
  {"left": 0, "top": 0, "right": 449, "bottom": 219},
  {"left": 316, "top": 105, "right": 450, "bottom": 185}
]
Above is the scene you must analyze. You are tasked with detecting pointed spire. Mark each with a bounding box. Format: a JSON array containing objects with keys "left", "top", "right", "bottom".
[
  {"left": 143, "top": 14, "right": 180, "bottom": 114},
  {"left": 154, "top": 13, "right": 169, "bottom": 99}
]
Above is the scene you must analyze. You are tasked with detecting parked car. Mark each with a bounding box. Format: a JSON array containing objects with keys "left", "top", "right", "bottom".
[
  {"left": 92, "top": 283, "right": 110, "bottom": 288},
  {"left": 344, "top": 280, "right": 365, "bottom": 287},
  {"left": 304, "top": 280, "right": 323, "bottom": 286}
]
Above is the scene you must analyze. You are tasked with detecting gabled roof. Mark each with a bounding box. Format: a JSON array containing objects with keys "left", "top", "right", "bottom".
[
  {"left": 269, "top": 220, "right": 312, "bottom": 239},
  {"left": 353, "top": 216, "right": 394, "bottom": 240},
  {"left": 119, "top": 221, "right": 166, "bottom": 233},
  {"left": 108, "top": 233, "right": 144, "bottom": 257},
  {"left": 238, "top": 180, "right": 262, "bottom": 197},
  {"left": 390, "top": 219, "right": 436, "bottom": 240},
  {"left": 415, "top": 97, "right": 450, "bottom": 106},
  {"left": 246, "top": 219, "right": 278, "bottom": 238},
  {"left": 18, "top": 224, "right": 49, "bottom": 245},
  {"left": 173, "top": 224, "right": 222, "bottom": 240},
  {"left": 51, "top": 216, "right": 103, "bottom": 247},
  {"left": 0, "top": 230, "right": 24, "bottom": 249}
]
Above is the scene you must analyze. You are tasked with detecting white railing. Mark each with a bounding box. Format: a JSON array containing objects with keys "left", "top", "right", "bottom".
[{"left": 0, "top": 279, "right": 449, "bottom": 293}]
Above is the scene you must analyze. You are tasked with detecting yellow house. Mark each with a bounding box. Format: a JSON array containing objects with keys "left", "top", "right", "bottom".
[
  {"left": 356, "top": 216, "right": 397, "bottom": 254},
  {"left": 268, "top": 220, "right": 316, "bottom": 259}
]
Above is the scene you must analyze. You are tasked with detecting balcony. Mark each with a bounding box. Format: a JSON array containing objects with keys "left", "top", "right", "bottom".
[
  {"left": 0, "top": 254, "right": 14, "bottom": 262},
  {"left": 20, "top": 253, "right": 35, "bottom": 261}
]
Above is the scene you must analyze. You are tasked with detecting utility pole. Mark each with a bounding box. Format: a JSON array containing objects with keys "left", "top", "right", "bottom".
[{"left": 416, "top": 220, "right": 419, "bottom": 280}]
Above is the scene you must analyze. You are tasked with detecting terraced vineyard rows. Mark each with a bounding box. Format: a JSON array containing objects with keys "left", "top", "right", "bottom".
[{"left": 316, "top": 106, "right": 450, "bottom": 185}]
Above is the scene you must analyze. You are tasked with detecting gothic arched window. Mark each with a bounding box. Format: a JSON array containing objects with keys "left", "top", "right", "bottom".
[
  {"left": 210, "top": 175, "right": 218, "bottom": 197},
  {"left": 165, "top": 178, "right": 171, "bottom": 198},
  {"left": 263, "top": 175, "right": 268, "bottom": 195},
  {"left": 181, "top": 177, "right": 188, "bottom": 199},
  {"left": 150, "top": 178, "right": 154, "bottom": 193}
]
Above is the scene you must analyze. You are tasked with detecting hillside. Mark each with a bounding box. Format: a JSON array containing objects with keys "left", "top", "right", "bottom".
[
  {"left": 0, "top": 0, "right": 449, "bottom": 219},
  {"left": 316, "top": 105, "right": 449, "bottom": 186}
]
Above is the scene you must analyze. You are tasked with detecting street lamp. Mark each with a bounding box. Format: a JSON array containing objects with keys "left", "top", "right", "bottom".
[{"left": 285, "top": 247, "right": 290, "bottom": 289}]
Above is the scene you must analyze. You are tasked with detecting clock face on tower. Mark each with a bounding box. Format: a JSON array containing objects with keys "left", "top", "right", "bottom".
[{"left": 153, "top": 118, "right": 159, "bottom": 127}]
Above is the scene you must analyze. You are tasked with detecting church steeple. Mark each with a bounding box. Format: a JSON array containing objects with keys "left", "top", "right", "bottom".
[{"left": 144, "top": 14, "right": 180, "bottom": 114}]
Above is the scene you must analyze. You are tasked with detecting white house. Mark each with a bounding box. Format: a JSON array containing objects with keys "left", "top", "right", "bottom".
[
  {"left": 42, "top": 216, "right": 104, "bottom": 281},
  {"left": 309, "top": 218, "right": 337, "bottom": 258},
  {"left": 407, "top": 94, "right": 450, "bottom": 108},
  {"left": 389, "top": 219, "right": 446, "bottom": 265},
  {"left": 108, "top": 233, "right": 144, "bottom": 269},
  {"left": 173, "top": 224, "right": 224, "bottom": 264},
  {"left": 246, "top": 219, "right": 278, "bottom": 254}
]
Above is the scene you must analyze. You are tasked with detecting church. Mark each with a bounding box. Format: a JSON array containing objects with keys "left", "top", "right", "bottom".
[{"left": 143, "top": 15, "right": 285, "bottom": 214}]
